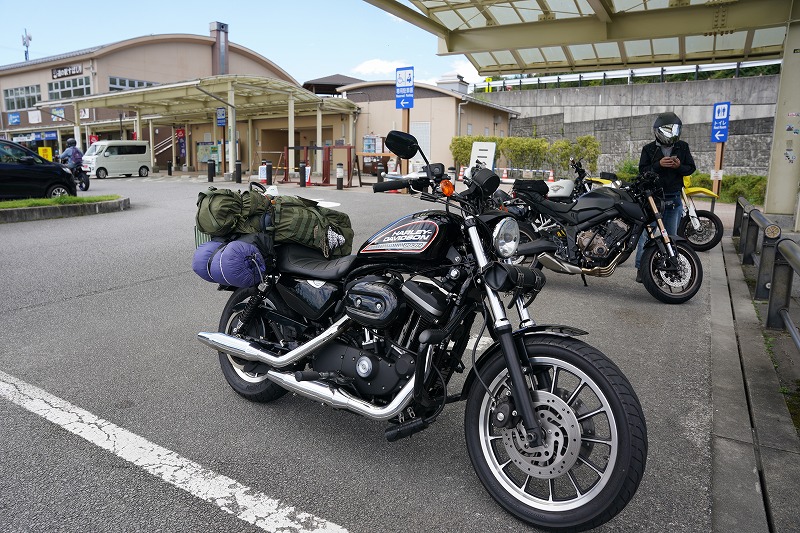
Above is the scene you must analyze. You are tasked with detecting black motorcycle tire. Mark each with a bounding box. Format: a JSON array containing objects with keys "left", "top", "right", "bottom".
[
  {"left": 640, "top": 240, "right": 703, "bottom": 304},
  {"left": 79, "top": 175, "right": 90, "bottom": 191},
  {"left": 677, "top": 210, "right": 723, "bottom": 252},
  {"left": 464, "top": 335, "right": 647, "bottom": 532},
  {"left": 217, "top": 286, "right": 289, "bottom": 403}
]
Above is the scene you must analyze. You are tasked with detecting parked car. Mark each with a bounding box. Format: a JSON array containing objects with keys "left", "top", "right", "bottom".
[
  {"left": 0, "top": 139, "right": 77, "bottom": 199},
  {"left": 82, "top": 140, "right": 151, "bottom": 178}
]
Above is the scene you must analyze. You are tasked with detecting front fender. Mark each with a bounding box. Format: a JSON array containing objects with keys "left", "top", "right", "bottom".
[
  {"left": 459, "top": 324, "right": 588, "bottom": 400},
  {"left": 643, "top": 233, "right": 688, "bottom": 249},
  {"left": 684, "top": 186, "right": 718, "bottom": 199}
]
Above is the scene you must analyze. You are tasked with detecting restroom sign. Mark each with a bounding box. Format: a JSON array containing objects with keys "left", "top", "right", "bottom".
[{"left": 711, "top": 102, "right": 730, "bottom": 143}]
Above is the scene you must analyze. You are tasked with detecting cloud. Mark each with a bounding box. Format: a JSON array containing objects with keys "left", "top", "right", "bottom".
[
  {"left": 351, "top": 59, "right": 409, "bottom": 79},
  {"left": 447, "top": 58, "right": 482, "bottom": 84}
]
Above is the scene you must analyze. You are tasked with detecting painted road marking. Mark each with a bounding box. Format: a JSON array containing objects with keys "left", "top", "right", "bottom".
[{"left": 0, "top": 370, "right": 347, "bottom": 533}]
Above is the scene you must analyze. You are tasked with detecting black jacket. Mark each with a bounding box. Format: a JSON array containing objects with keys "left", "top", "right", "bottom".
[{"left": 638, "top": 140, "right": 696, "bottom": 194}]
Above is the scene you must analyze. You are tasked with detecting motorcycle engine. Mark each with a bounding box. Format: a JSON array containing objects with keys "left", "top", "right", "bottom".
[
  {"left": 314, "top": 275, "right": 452, "bottom": 399},
  {"left": 577, "top": 218, "right": 630, "bottom": 260}
]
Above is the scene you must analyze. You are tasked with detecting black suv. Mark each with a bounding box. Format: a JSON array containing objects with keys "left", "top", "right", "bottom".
[{"left": 0, "top": 139, "right": 77, "bottom": 199}]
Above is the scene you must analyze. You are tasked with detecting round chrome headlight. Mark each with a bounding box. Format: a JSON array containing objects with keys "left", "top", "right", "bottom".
[{"left": 492, "top": 217, "right": 519, "bottom": 258}]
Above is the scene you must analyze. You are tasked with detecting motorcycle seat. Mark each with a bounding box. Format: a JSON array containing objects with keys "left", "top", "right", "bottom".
[{"left": 276, "top": 244, "right": 357, "bottom": 281}]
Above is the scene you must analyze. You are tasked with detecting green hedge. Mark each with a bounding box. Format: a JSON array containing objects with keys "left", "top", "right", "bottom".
[
  {"left": 449, "top": 135, "right": 600, "bottom": 174},
  {"left": 614, "top": 158, "right": 766, "bottom": 205}
]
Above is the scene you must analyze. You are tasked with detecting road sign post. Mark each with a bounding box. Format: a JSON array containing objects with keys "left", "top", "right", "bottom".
[
  {"left": 710, "top": 102, "right": 730, "bottom": 196},
  {"left": 395, "top": 66, "right": 414, "bottom": 110}
]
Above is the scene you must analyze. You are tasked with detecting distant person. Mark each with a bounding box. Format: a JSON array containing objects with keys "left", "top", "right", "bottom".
[
  {"left": 635, "top": 112, "right": 696, "bottom": 282},
  {"left": 59, "top": 138, "right": 83, "bottom": 171}
]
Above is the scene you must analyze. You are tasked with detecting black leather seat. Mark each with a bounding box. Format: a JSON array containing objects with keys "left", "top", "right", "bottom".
[{"left": 276, "top": 244, "right": 357, "bottom": 281}]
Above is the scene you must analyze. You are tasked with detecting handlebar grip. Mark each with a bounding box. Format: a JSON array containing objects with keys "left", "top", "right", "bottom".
[{"left": 373, "top": 179, "right": 409, "bottom": 193}]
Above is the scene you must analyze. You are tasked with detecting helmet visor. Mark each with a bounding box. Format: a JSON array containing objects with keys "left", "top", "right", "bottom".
[{"left": 655, "top": 124, "right": 681, "bottom": 145}]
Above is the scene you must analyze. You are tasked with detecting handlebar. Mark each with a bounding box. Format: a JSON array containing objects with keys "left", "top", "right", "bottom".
[{"left": 373, "top": 178, "right": 413, "bottom": 193}]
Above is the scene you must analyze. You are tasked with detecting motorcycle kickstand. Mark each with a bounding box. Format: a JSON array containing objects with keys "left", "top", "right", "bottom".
[{"left": 580, "top": 273, "right": 588, "bottom": 287}]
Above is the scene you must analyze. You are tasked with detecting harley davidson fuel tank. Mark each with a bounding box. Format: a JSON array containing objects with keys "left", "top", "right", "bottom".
[{"left": 358, "top": 211, "right": 462, "bottom": 262}]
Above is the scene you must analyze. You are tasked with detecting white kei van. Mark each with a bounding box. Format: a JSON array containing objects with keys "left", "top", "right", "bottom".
[{"left": 82, "top": 140, "right": 151, "bottom": 178}]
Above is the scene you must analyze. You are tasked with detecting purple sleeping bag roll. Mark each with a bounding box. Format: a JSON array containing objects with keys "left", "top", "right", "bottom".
[
  {"left": 192, "top": 240, "right": 224, "bottom": 282},
  {"left": 192, "top": 240, "right": 266, "bottom": 287},
  {"left": 208, "top": 240, "right": 267, "bottom": 287}
]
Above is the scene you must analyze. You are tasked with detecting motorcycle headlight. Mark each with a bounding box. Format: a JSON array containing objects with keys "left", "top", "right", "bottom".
[{"left": 492, "top": 217, "right": 519, "bottom": 258}]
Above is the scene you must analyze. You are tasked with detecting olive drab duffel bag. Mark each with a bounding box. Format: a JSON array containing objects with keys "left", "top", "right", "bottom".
[
  {"left": 267, "top": 195, "right": 354, "bottom": 258},
  {"left": 194, "top": 184, "right": 353, "bottom": 258},
  {"left": 195, "top": 184, "right": 271, "bottom": 237}
]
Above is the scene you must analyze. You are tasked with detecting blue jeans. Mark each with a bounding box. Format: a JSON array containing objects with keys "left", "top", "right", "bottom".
[{"left": 635, "top": 193, "right": 682, "bottom": 269}]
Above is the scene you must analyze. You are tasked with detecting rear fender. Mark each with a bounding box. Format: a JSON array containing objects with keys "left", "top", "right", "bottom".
[{"left": 459, "top": 325, "right": 588, "bottom": 400}]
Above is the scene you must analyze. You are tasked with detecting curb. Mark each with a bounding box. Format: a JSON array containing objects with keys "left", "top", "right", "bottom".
[{"left": 0, "top": 197, "right": 131, "bottom": 224}]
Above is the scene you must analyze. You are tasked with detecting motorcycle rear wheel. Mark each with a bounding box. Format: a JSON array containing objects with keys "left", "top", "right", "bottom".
[
  {"left": 678, "top": 210, "right": 723, "bottom": 252},
  {"left": 78, "top": 175, "right": 90, "bottom": 191},
  {"left": 464, "top": 335, "right": 647, "bottom": 532},
  {"left": 640, "top": 241, "right": 703, "bottom": 304},
  {"left": 217, "top": 286, "right": 289, "bottom": 403}
]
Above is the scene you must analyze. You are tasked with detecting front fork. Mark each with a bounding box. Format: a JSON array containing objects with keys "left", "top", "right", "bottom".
[
  {"left": 465, "top": 218, "right": 544, "bottom": 447},
  {"left": 646, "top": 193, "right": 678, "bottom": 260}
]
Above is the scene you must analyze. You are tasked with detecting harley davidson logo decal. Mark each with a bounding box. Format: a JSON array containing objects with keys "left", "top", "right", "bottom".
[{"left": 361, "top": 221, "right": 439, "bottom": 253}]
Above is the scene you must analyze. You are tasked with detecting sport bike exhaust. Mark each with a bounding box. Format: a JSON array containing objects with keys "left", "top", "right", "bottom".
[{"left": 197, "top": 316, "right": 351, "bottom": 367}]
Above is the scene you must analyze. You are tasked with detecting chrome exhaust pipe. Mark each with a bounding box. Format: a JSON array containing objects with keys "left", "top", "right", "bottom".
[
  {"left": 197, "top": 316, "right": 351, "bottom": 368},
  {"left": 264, "top": 369, "right": 415, "bottom": 421}
]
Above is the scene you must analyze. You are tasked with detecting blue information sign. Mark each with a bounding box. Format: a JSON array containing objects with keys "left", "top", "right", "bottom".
[
  {"left": 395, "top": 66, "right": 414, "bottom": 109},
  {"left": 711, "top": 102, "right": 730, "bottom": 143},
  {"left": 216, "top": 107, "right": 226, "bottom": 127}
]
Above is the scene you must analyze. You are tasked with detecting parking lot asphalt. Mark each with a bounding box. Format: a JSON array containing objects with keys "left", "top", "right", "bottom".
[{"left": 2, "top": 172, "right": 798, "bottom": 532}]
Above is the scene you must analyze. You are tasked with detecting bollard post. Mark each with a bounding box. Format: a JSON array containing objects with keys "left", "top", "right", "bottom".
[
  {"left": 754, "top": 224, "right": 782, "bottom": 300},
  {"left": 336, "top": 163, "right": 344, "bottom": 190},
  {"left": 207, "top": 161, "right": 214, "bottom": 182},
  {"left": 299, "top": 162, "right": 306, "bottom": 188},
  {"left": 235, "top": 160, "right": 242, "bottom": 184},
  {"left": 167, "top": 160, "right": 173, "bottom": 176},
  {"left": 266, "top": 161, "right": 273, "bottom": 185}
]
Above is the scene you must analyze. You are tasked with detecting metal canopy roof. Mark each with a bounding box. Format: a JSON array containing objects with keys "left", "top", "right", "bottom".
[
  {"left": 365, "top": 0, "right": 796, "bottom": 75},
  {"left": 42, "top": 75, "right": 358, "bottom": 123}
]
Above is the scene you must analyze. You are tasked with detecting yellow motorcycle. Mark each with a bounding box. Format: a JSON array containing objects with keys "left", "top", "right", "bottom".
[{"left": 677, "top": 176, "right": 723, "bottom": 252}]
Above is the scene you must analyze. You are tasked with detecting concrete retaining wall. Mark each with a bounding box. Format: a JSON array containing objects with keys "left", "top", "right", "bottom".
[{"left": 484, "top": 76, "right": 779, "bottom": 176}]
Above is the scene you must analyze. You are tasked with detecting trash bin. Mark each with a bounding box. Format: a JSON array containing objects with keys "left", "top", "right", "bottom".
[{"left": 336, "top": 163, "right": 344, "bottom": 190}]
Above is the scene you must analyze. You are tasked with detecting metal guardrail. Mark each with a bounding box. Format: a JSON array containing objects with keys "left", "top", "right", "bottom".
[{"left": 733, "top": 196, "right": 800, "bottom": 349}]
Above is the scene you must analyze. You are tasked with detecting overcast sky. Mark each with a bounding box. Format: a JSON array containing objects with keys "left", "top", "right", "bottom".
[{"left": 0, "top": 0, "right": 481, "bottom": 86}]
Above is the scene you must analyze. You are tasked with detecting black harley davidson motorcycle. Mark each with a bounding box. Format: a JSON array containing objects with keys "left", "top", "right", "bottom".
[
  {"left": 509, "top": 169, "right": 703, "bottom": 304},
  {"left": 197, "top": 131, "right": 647, "bottom": 531}
]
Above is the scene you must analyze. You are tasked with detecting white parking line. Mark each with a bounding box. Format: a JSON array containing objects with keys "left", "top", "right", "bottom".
[{"left": 0, "top": 370, "right": 347, "bottom": 533}]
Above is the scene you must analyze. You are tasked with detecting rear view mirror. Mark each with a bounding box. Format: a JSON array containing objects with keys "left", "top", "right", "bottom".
[{"left": 385, "top": 131, "right": 418, "bottom": 159}]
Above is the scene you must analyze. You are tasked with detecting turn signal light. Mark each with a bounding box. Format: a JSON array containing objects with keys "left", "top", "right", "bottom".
[{"left": 440, "top": 179, "right": 455, "bottom": 196}]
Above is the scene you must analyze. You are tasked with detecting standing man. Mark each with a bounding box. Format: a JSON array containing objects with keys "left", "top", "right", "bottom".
[{"left": 635, "top": 112, "right": 696, "bottom": 282}]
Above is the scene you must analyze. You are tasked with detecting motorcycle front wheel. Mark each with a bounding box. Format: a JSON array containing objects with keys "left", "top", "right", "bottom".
[
  {"left": 464, "top": 335, "right": 647, "bottom": 532},
  {"left": 217, "top": 286, "right": 290, "bottom": 403},
  {"left": 678, "top": 210, "right": 723, "bottom": 251},
  {"left": 640, "top": 240, "right": 703, "bottom": 304}
]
